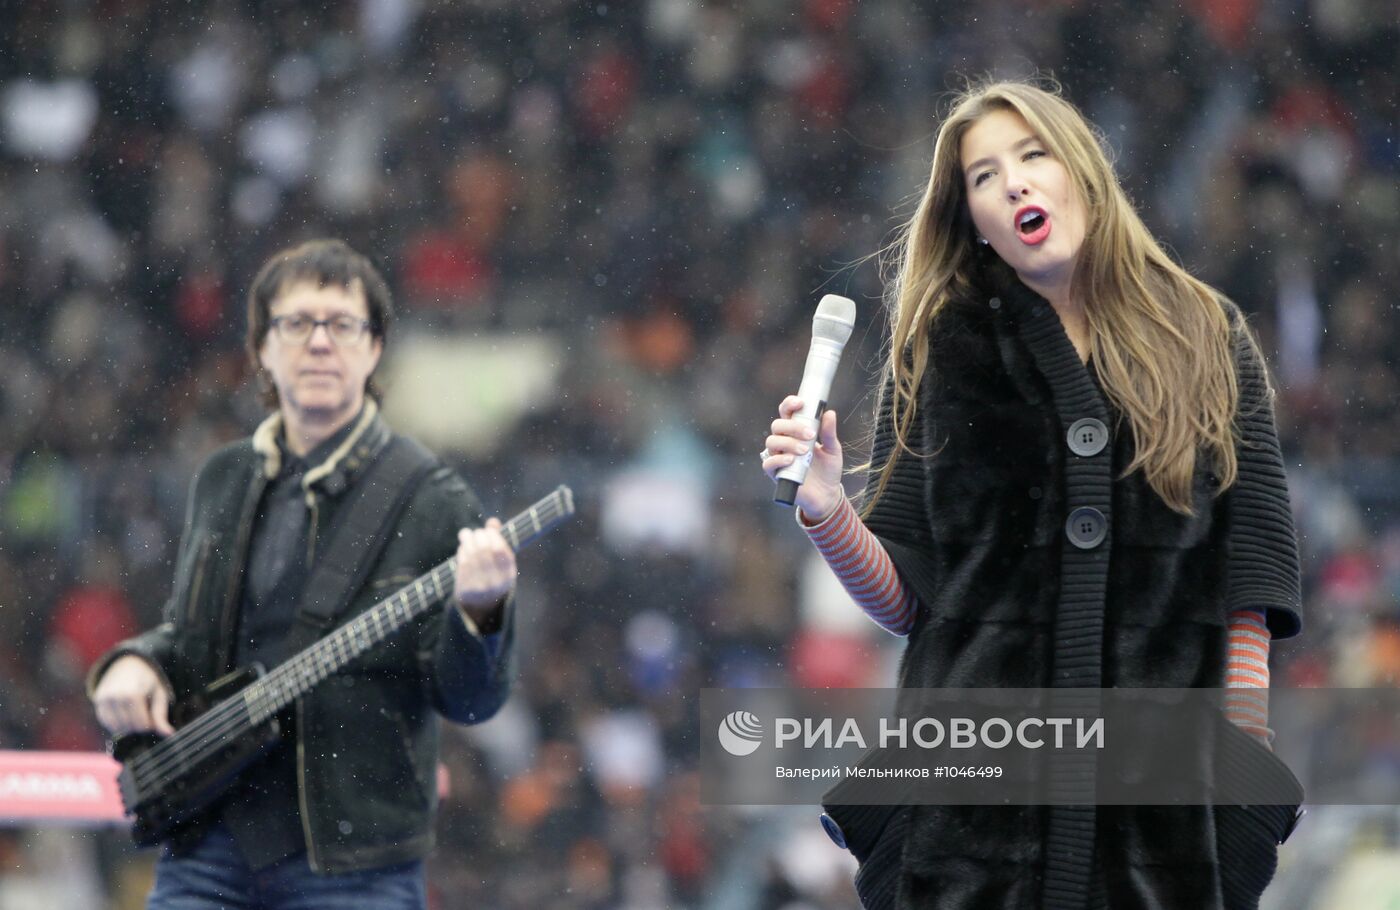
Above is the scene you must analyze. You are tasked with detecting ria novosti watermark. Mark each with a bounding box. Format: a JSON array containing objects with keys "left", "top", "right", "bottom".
[
  {"left": 700, "top": 688, "right": 1393, "bottom": 807},
  {"left": 720, "top": 709, "right": 1104, "bottom": 754}
]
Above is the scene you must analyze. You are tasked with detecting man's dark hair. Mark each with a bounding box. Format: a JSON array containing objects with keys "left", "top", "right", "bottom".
[{"left": 246, "top": 238, "right": 394, "bottom": 410}]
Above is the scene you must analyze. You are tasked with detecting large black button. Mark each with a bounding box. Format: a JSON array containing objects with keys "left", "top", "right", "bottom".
[
  {"left": 1065, "top": 507, "right": 1107, "bottom": 549},
  {"left": 820, "top": 812, "right": 848, "bottom": 850},
  {"left": 1066, "top": 418, "right": 1108, "bottom": 457}
]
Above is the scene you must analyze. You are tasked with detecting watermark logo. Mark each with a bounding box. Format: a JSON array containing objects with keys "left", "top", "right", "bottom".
[
  {"left": 717, "top": 711, "right": 764, "bottom": 756},
  {"left": 701, "top": 688, "right": 1326, "bottom": 807}
]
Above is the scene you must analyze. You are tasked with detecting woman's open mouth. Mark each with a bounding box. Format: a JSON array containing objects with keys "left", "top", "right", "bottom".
[{"left": 1015, "top": 206, "right": 1051, "bottom": 246}]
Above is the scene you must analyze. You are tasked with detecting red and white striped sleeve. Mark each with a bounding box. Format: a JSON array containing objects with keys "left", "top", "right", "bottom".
[
  {"left": 797, "top": 491, "right": 916, "bottom": 636},
  {"left": 797, "top": 492, "right": 1276, "bottom": 743},
  {"left": 1223, "top": 609, "right": 1274, "bottom": 745}
]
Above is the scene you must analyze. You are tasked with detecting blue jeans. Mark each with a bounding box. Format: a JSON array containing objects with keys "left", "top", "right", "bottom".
[{"left": 147, "top": 824, "right": 426, "bottom": 910}]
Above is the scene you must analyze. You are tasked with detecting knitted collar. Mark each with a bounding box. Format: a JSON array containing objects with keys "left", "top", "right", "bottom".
[{"left": 251, "top": 399, "right": 386, "bottom": 495}]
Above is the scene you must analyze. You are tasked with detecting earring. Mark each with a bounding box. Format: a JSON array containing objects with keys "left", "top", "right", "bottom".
[{"left": 977, "top": 236, "right": 989, "bottom": 245}]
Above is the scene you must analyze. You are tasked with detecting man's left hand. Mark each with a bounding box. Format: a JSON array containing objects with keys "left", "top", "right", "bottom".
[{"left": 452, "top": 517, "right": 516, "bottom": 625}]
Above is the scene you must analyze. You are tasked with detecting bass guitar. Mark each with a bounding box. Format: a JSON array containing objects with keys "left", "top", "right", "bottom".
[{"left": 111, "top": 485, "right": 574, "bottom": 846}]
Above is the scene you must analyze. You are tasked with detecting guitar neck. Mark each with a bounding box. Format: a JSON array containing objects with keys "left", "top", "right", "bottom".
[
  {"left": 242, "top": 484, "right": 574, "bottom": 723},
  {"left": 243, "top": 559, "right": 457, "bottom": 725}
]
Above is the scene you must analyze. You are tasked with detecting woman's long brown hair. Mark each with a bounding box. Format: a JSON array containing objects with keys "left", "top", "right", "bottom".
[{"left": 862, "top": 78, "right": 1242, "bottom": 516}]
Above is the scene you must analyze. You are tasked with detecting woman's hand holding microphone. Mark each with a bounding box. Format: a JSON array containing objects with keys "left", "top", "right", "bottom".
[{"left": 762, "top": 395, "right": 845, "bottom": 523}]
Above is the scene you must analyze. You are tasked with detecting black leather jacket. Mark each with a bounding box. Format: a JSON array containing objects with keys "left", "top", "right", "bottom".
[{"left": 88, "top": 402, "right": 515, "bottom": 873}]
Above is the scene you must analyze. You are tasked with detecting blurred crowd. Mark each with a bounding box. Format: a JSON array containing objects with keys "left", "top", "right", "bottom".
[{"left": 0, "top": 1, "right": 1395, "bottom": 908}]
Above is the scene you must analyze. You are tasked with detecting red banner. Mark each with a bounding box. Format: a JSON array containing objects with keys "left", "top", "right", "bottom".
[{"left": 0, "top": 751, "right": 127, "bottom": 825}]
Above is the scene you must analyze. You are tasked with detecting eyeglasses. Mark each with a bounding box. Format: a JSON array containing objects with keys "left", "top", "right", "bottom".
[{"left": 268, "top": 314, "right": 372, "bottom": 345}]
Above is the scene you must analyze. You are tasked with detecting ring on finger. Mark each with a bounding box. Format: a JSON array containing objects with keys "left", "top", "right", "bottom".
[{"left": 760, "top": 448, "right": 772, "bottom": 460}]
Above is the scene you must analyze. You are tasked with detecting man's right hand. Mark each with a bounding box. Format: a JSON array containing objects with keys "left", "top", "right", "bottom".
[{"left": 92, "top": 655, "right": 175, "bottom": 737}]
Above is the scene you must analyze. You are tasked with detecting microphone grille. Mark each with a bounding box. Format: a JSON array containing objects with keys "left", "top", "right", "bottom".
[{"left": 812, "top": 294, "right": 857, "bottom": 344}]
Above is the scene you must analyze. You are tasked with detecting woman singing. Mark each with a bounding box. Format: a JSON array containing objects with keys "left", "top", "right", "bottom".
[{"left": 761, "top": 80, "right": 1303, "bottom": 909}]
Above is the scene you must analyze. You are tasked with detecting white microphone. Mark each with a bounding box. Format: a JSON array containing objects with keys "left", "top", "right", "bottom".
[{"left": 774, "top": 294, "right": 857, "bottom": 506}]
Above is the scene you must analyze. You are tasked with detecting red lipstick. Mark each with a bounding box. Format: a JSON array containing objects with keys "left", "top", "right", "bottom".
[{"left": 1014, "top": 205, "right": 1051, "bottom": 246}]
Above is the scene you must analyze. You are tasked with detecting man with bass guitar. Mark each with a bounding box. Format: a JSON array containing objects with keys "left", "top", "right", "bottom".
[{"left": 87, "top": 238, "right": 522, "bottom": 908}]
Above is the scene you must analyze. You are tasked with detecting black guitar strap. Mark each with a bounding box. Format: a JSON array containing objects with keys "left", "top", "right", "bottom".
[{"left": 280, "top": 435, "right": 438, "bottom": 656}]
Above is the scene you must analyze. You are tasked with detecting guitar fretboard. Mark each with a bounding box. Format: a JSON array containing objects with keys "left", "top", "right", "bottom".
[{"left": 242, "top": 561, "right": 456, "bottom": 725}]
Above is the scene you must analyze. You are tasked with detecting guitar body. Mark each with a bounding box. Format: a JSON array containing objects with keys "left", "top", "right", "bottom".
[{"left": 113, "top": 664, "right": 282, "bottom": 848}]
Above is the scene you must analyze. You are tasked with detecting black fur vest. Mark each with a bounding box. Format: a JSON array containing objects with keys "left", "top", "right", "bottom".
[{"left": 855, "top": 271, "right": 1302, "bottom": 910}]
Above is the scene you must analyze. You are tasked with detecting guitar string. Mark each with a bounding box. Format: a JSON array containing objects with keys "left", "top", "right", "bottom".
[{"left": 127, "top": 497, "right": 569, "bottom": 792}]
